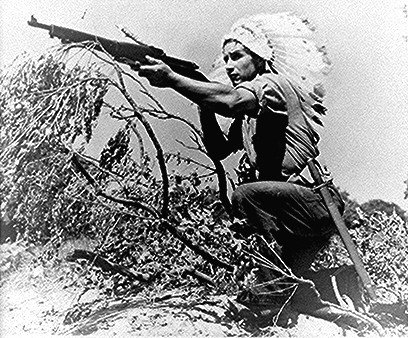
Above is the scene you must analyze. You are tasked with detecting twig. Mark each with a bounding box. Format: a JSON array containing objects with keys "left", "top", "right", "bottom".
[
  {"left": 54, "top": 44, "right": 235, "bottom": 272},
  {"left": 162, "top": 220, "right": 233, "bottom": 272},
  {"left": 257, "top": 235, "right": 294, "bottom": 276},
  {"left": 71, "top": 153, "right": 159, "bottom": 216},
  {"left": 111, "top": 66, "right": 170, "bottom": 218},
  {"left": 331, "top": 274, "right": 349, "bottom": 309},
  {"left": 182, "top": 267, "right": 216, "bottom": 286},
  {"left": 66, "top": 249, "right": 154, "bottom": 283},
  {"left": 71, "top": 153, "right": 233, "bottom": 272},
  {"left": 273, "top": 284, "right": 298, "bottom": 326}
]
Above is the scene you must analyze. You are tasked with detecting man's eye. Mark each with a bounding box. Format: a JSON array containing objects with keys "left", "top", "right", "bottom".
[
  {"left": 223, "top": 52, "right": 244, "bottom": 63},
  {"left": 231, "top": 52, "right": 243, "bottom": 61}
]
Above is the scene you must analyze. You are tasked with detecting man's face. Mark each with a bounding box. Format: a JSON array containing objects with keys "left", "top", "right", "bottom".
[{"left": 222, "top": 41, "right": 259, "bottom": 86}]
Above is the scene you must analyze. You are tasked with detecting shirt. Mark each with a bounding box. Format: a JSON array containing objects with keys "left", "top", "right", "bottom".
[{"left": 232, "top": 72, "right": 320, "bottom": 180}]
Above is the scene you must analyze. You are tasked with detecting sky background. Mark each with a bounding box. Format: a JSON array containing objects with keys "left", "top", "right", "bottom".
[{"left": 1, "top": 0, "right": 408, "bottom": 209}]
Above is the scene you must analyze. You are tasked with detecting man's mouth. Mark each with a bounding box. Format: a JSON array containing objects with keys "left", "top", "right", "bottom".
[{"left": 228, "top": 74, "right": 240, "bottom": 84}]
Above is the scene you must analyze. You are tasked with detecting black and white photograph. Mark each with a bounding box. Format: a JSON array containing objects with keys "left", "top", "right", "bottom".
[{"left": 1, "top": 1, "right": 407, "bottom": 337}]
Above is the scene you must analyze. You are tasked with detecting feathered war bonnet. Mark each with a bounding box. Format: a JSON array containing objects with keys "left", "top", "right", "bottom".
[{"left": 211, "top": 12, "right": 332, "bottom": 126}]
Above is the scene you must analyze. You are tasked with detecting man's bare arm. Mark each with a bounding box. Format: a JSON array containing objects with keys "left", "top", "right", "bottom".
[{"left": 137, "top": 56, "right": 258, "bottom": 118}]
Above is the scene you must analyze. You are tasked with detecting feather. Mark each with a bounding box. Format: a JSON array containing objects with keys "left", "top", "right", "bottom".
[{"left": 211, "top": 12, "right": 332, "bottom": 125}]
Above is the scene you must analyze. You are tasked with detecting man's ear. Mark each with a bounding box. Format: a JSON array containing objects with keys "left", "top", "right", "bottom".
[
  {"left": 257, "top": 59, "right": 267, "bottom": 74},
  {"left": 249, "top": 51, "right": 266, "bottom": 74}
]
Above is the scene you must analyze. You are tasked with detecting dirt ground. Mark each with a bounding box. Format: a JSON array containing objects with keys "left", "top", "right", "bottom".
[
  {"left": 0, "top": 242, "right": 406, "bottom": 338},
  {"left": 0, "top": 272, "right": 395, "bottom": 338},
  {"left": 0, "top": 282, "right": 362, "bottom": 337}
]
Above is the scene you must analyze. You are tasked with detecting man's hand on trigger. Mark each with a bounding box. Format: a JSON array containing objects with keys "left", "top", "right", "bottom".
[{"left": 137, "top": 55, "right": 173, "bottom": 88}]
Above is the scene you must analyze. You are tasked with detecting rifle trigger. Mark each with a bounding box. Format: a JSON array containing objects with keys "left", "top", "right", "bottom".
[{"left": 148, "top": 45, "right": 165, "bottom": 58}]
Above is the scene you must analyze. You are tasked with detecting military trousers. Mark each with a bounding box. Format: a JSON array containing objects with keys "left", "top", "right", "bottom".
[{"left": 231, "top": 180, "right": 344, "bottom": 275}]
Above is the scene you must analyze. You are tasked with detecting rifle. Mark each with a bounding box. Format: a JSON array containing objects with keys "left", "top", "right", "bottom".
[
  {"left": 307, "top": 158, "right": 378, "bottom": 301},
  {"left": 27, "top": 16, "right": 209, "bottom": 82}
]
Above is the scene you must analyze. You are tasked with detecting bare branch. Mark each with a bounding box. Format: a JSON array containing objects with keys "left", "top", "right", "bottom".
[
  {"left": 162, "top": 220, "right": 234, "bottom": 272},
  {"left": 111, "top": 67, "right": 170, "bottom": 218},
  {"left": 182, "top": 267, "right": 216, "bottom": 286},
  {"left": 164, "top": 152, "right": 216, "bottom": 172},
  {"left": 66, "top": 249, "right": 156, "bottom": 283},
  {"left": 70, "top": 153, "right": 159, "bottom": 217},
  {"left": 175, "top": 139, "right": 204, "bottom": 152},
  {"left": 71, "top": 152, "right": 232, "bottom": 270}
]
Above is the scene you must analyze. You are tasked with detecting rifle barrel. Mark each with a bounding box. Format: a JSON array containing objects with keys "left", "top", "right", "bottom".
[
  {"left": 28, "top": 15, "right": 52, "bottom": 30},
  {"left": 28, "top": 16, "right": 208, "bottom": 82}
]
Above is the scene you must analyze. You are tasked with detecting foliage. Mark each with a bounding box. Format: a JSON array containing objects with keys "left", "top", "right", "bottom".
[
  {"left": 314, "top": 211, "right": 408, "bottom": 303},
  {"left": 338, "top": 189, "right": 407, "bottom": 228},
  {"left": 0, "top": 51, "right": 109, "bottom": 243},
  {"left": 360, "top": 199, "right": 406, "bottom": 221},
  {"left": 338, "top": 188, "right": 365, "bottom": 229},
  {"left": 405, "top": 177, "right": 408, "bottom": 200},
  {"left": 0, "top": 45, "right": 240, "bottom": 296},
  {"left": 1, "top": 44, "right": 407, "bottom": 336}
]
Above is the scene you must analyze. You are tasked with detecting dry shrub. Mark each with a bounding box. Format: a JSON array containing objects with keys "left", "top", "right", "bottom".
[{"left": 314, "top": 210, "right": 408, "bottom": 302}]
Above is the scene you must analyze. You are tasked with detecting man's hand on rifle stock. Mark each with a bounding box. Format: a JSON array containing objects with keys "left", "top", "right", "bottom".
[{"left": 135, "top": 55, "right": 174, "bottom": 88}]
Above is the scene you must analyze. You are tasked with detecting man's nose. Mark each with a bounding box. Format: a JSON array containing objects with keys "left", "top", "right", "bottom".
[{"left": 225, "top": 59, "right": 235, "bottom": 72}]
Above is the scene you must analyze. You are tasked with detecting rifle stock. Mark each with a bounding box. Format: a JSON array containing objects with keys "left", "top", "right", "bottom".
[
  {"left": 28, "top": 16, "right": 209, "bottom": 82},
  {"left": 307, "top": 158, "right": 377, "bottom": 301}
]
